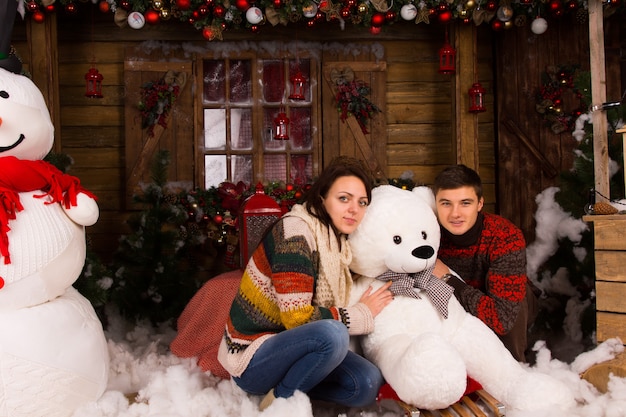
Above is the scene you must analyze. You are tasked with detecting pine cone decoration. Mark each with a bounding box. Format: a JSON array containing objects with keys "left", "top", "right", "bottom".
[{"left": 593, "top": 202, "right": 619, "bottom": 215}]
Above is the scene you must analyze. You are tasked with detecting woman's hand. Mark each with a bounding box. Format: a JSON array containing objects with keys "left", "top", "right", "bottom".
[{"left": 358, "top": 281, "right": 394, "bottom": 317}]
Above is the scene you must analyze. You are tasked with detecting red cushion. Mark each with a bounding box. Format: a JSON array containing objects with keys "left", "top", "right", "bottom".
[{"left": 376, "top": 377, "right": 483, "bottom": 404}]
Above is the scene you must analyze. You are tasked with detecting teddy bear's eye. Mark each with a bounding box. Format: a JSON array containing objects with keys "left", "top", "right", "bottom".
[
  {"left": 0, "top": 91, "right": 8, "bottom": 99},
  {"left": 422, "top": 231, "right": 427, "bottom": 240},
  {"left": 393, "top": 236, "right": 402, "bottom": 244}
]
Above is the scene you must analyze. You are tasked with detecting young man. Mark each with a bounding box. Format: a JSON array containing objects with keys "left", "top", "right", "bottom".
[{"left": 431, "top": 164, "right": 538, "bottom": 362}]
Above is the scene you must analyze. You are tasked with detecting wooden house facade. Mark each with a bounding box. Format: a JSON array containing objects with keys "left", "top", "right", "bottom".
[{"left": 9, "top": 6, "right": 626, "bottom": 263}]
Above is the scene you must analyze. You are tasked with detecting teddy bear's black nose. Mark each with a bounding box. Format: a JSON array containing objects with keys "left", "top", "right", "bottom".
[{"left": 412, "top": 245, "right": 435, "bottom": 259}]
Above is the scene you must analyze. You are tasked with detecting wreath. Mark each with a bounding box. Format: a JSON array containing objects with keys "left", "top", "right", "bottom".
[
  {"left": 138, "top": 70, "right": 187, "bottom": 137},
  {"left": 330, "top": 67, "right": 381, "bottom": 134},
  {"left": 535, "top": 64, "right": 589, "bottom": 134}
]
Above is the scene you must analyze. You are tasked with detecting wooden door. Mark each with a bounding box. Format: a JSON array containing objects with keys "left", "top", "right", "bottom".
[
  {"left": 124, "top": 50, "right": 194, "bottom": 208},
  {"left": 321, "top": 61, "right": 387, "bottom": 180}
]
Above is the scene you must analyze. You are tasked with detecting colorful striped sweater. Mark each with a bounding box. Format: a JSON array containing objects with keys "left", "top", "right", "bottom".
[
  {"left": 217, "top": 210, "right": 374, "bottom": 378},
  {"left": 438, "top": 212, "right": 528, "bottom": 336}
]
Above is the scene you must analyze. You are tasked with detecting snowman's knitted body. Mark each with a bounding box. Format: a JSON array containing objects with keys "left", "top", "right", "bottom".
[{"left": 0, "top": 67, "right": 109, "bottom": 417}]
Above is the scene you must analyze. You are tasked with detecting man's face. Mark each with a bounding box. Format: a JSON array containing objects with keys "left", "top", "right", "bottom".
[{"left": 435, "top": 186, "right": 484, "bottom": 236}]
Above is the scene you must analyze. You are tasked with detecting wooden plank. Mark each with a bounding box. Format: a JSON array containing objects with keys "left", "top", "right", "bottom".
[
  {"left": 124, "top": 61, "right": 192, "bottom": 72},
  {"left": 503, "top": 119, "right": 558, "bottom": 178},
  {"left": 596, "top": 281, "right": 626, "bottom": 312},
  {"left": 595, "top": 251, "right": 626, "bottom": 282},
  {"left": 387, "top": 103, "right": 454, "bottom": 124},
  {"left": 590, "top": 219, "right": 626, "bottom": 250},
  {"left": 588, "top": 0, "right": 610, "bottom": 199},
  {"left": 455, "top": 23, "right": 478, "bottom": 169},
  {"left": 60, "top": 106, "right": 123, "bottom": 126},
  {"left": 597, "top": 311, "right": 626, "bottom": 343}
]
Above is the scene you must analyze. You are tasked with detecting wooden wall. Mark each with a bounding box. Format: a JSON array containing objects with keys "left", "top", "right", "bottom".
[{"left": 11, "top": 13, "right": 496, "bottom": 262}]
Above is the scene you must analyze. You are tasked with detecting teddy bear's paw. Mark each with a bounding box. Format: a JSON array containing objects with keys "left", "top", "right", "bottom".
[{"left": 375, "top": 333, "right": 468, "bottom": 410}]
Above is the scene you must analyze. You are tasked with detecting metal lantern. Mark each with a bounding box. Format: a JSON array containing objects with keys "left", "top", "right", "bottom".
[
  {"left": 289, "top": 70, "right": 306, "bottom": 100},
  {"left": 438, "top": 31, "right": 456, "bottom": 74},
  {"left": 468, "top": 82, "right": 486, "bottom": 113},
  {"left": 239, "top": 183, "right": 282, "bottom": 267},
  {"left": 273, "top": 109, "right": 290, "bottom": 140},
  {"left": 84, "top": 66, "right": 104, "bottom": 98}
]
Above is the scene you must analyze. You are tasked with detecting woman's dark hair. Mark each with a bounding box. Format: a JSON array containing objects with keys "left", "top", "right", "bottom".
[
  {"left": 432, "top": 164, "right": 483, "bottom": 200},
  {"left": 303, "top": 156, "right": 374, "bottom": 234}
]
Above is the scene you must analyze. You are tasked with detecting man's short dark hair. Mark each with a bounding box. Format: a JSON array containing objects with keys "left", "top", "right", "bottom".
[{"left": 433, "top": 164, "right": 483, "bottom": 200}]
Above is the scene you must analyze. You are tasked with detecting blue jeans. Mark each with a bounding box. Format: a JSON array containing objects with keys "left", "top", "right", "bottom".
[{"left": 232, "top": 320, "right": 383, "bottom": 408}]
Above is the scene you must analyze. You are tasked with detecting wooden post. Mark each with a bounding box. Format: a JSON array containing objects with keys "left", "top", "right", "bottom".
[
  {"left": 619, "top": 127, "right": 626, "bottom": 197},
  {"left": 26, "top": 15, "right": 60, "bottom": 153},
  {"left": 455, "top": 24, "right": 479, "bottom": 172},
  {"left": 588, "top": 0, "right": 610, "bottom": 200}
]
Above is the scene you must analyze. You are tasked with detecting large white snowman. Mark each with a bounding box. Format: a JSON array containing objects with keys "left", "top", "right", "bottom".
[{"left": 0, "top": 67, "right": 109, "bottom": 416}]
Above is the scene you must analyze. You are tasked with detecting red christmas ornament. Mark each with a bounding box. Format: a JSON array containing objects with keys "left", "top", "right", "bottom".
[
  {"left": 273, "top": 0, "right": 282, "bottom": 7},
  {"left": 385, "top": 10, "right": 396, "bottom": 21},
  {"left": 485, "top": 0, "right": 497, "bottom": 11},
  {"left": 176, "top": 0, "right": 191, "bottom": 9},
  {"left": 438, "top": 10, "right": 452, "bottom": 23},
  {"left": 566, "top": 0, "right": 577, "bottom": 10},
  {"left": 286, "top": 183, "right": 295, "bottom": 192},
  {"left": 213, "top": 214, "right": 224, "bottom": 224},
  {"left": 99, "top": 1, "right": 110, "bottom": 13},
  {"left": 341, "top": 7, "right": 351, "bottom": 18},
  {"left": 370, "top": 12, "right": 385, "bottom": 27},
  {"left": 235, "top": 0, "right": 250, "bottom": 11},
  {"left": 145, "top": 9, "right": 160, "bottom": 24},
  {"left": 45, "top": 4, "right": 55, "bottom": 13},
  {"left": 65, "top": 3, "right": 77, "bottom": 14},
  {"left": 307, "top": 19, "right": 315, "bottom": 27},
  {"left": 198, "top": 4, "right": 209, "bottom": 14},
  {"left": 250, "top": 25, "right": 260, "bottom": 33},
  {"left": 202, "top": 26, "right": 214, "bottom": 39},
  {"left": 370, "top": 26, "right": 381, "bottom": 34},
  {"left": 120, "top": 0, "right": 131, "bottom": 10},
  {"left": 32, "top": 10, "right": 45, "bottom": 23}
]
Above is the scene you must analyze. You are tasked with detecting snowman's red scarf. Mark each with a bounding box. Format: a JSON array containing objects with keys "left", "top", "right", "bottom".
[{"left": 0, "top": 155, "right": 96, "bottom": 264}]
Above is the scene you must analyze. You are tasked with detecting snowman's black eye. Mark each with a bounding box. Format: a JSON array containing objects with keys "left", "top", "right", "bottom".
[
  {"left": 0, "top": 91, "right": 8, "bottom": 99},
  {"left": 393, "top": 236, "right": 402, "bottom": 244}
]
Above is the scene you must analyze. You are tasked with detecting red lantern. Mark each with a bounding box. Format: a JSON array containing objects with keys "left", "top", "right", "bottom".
[
  {"left": 238, "top": 183, "right": 282, "bottom": 267},
  {"left": 288, "top": 70, "right": 306, "bottom": 100},
  {"left": 273, "top": 109, "right": 290, "bottom": 140},
  {"left": 438, "top": 31, "right": 456, "bottom": 74},
  {"left": 85, "top": 66, "right": 104, "bottom": 98},
  {"left": 468, "top": 82, "right": 486, "bottom": 113}
]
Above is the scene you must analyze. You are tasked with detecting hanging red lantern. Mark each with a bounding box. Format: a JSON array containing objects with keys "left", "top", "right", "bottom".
[
  {"left": 438, "top": 30, "right": 456, "bottom": 74},
  {"left": 468, "top": 82, "right": 486, "bottom": 113},
  {"left": 273, "top": 109, "right": 290, "bottom": 140},
  {"left": 85, "top": 66, "right": 104, "bottom": 98},
  {"left": 289, "top": 70, "right": 306, "bottom": 100}
]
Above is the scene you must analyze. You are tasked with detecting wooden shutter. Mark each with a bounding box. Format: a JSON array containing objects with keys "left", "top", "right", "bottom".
[
  {"left": 124, "top": 50, "right": 194, "bottom": 208},
  {"left": 322, "top": 61, "right": 387, "bottom": 180}
]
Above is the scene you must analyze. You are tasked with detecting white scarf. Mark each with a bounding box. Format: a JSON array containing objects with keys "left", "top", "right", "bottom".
[{"left": 284, "top": 204, "right": 353, "bottom": 308}]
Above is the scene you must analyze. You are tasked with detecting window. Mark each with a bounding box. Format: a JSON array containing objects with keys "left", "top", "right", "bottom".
[{"left": 197, "top": 54, "right": 319, "bottom": 189}]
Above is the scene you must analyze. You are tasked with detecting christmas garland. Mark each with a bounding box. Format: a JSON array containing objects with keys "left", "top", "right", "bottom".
[
  {"left": 331, "top": 67, "right": 381, "bottom": 134},
  {"left": 535, "top": 64, "right": 589, "bottom": 134},
  {"left": 138, "top": 70, "right": 186, "bottom": 137},
  {"left": 24, "top": 0, "right": 626, "bottom": 40}
]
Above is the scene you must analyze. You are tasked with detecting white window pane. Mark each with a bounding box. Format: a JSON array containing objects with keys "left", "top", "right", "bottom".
[
  {"left": 204, "top": 109, "right": 226, "bottom": 150},
  {"left": 205, "top": 155, "right": 227, "bottom": 188},
  {"left": 231, "top": 108, "right": 252, "bottom": 150},
  {"left": 232, "top": 155, "right": 253, "bottom": 184}
]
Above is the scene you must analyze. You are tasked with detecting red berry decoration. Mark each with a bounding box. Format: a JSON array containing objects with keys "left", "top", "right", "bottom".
[
  {"left": 145, "top": 9, "right": 160, "bottom": 24},
  {"left": 45, "top": 4, "right": 55, "bottom": 13},
  {"left": 491, "top": 19, "right": 503, "bottom": 30},
  {"left": 370, "top": 12, "right": 385, "bottom": 27},
  {"left": 486, "top": 0, "right": 497, "bottom": 11},
  {"left": 213, "top": 4, "right": 226, "bottom": 17},
  {"left": 385, "top": 10, "right": 396, "bottom": 21},
  {"left": 32, "top": 10, "right": 45, "bottom": 23},
  {"left": 273, "top": 0, "right": 282, "bottom": 7},
  {"left": 176, "top": 0, "right": 191, "bottom": 10},
  {"left": 27, "top": 1, "right": 38, "bottom": 12},
  {"left": 213, "top": 214, "right": 223, "bottom": 224},
  {"left": 120, "top": 0, "right": 131, "bottom": 10},
  {"left": 65, "top": 2, "right": 77, "bottom": 13}
]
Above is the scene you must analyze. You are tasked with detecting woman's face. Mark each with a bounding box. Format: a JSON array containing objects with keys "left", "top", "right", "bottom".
[{"left": 322, "top": 175, "right": 369, "bottom": 235}]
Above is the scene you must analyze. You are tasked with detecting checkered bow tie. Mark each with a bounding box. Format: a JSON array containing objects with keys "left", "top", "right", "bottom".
[{"left": 376, "top": 267, "right": 454, "bottom": 319}]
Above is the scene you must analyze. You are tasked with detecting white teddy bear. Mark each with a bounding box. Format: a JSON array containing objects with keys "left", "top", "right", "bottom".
[
  {"left": 348, "top": 185, "right": 576, "bottom": 413},
  {"left": 0, "top": 67, "right": 109, "bottom": 417}
]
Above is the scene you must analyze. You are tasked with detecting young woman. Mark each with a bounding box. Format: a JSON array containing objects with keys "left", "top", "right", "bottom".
[{"left": 217, "top": 156, "right": 394, "bottom": 410}]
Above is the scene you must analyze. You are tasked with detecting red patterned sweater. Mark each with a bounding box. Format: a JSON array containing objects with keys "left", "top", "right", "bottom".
[{"left": 438, "top": 212, "right": 527, "bottom": 336}]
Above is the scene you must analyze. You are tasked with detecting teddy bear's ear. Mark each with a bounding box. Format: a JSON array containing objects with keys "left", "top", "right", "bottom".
[{"left": 412, "top": 186, "right": 436, "bottom": 213}]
